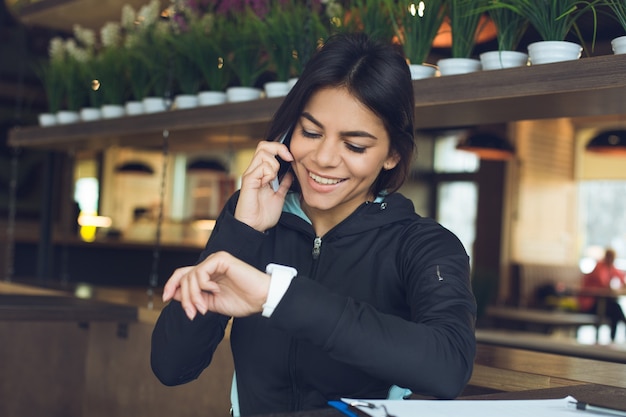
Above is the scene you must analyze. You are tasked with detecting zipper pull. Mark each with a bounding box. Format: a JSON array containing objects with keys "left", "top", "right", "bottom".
[{"left": 312, "top": 236, "right": 322, "bottom": 260}]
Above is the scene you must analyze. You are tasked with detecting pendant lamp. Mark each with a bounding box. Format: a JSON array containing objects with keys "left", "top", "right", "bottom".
[
  {"left": 585, "top": 130, "right": 626, "bottom": 156},
  {"left": 456, "top": 132, "right": 515, "bottom": 160},
  {"left": 115, "top": 161, "right": 154, "bottom": 175},
  {"left": 186, "top": 158, "right": 227, "bottom": 173}
]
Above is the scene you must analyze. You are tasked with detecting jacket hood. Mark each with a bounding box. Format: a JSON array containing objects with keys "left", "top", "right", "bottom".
[{"left": 281, "top": 192, "right": 421, "bottom": 239}]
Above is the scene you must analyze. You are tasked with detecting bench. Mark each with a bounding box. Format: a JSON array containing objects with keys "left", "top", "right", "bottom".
[
  {"left": 484, "top": 305, "right": 600, "bottom": 334},
  {"left": 476, "top": 328, "right": 626, "bottom": 364}
]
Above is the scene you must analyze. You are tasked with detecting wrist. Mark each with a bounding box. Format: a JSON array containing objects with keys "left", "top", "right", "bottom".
[{"left": 262, "top": 263, "right": 298, "bottom": 317}]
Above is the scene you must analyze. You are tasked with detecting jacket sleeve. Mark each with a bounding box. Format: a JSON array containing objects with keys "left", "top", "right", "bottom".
[
  {"left": 267, "top": 224, "right": 476, "bottom": 399},
  {"left": 151, "top": 192, "right": 269, "bottom": 385}
]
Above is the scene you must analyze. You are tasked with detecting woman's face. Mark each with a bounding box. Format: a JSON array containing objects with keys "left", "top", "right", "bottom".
[{"left": 289, "top": 87, "right": 399, "bottom": 225}]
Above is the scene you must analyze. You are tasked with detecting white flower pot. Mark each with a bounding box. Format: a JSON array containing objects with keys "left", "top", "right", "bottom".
[
  {"left": 527, "top": 41, "right": 582, "bottom": 65},
  {"left": 197, "top": 91, "right": 227, "bottom": 106},
  {"left": 175, "top": 94, "right": 199, "bottom": 109},
  {"left": 287, "top": 78, "right": 299, "bottom": 90},
  {"left": 226, "top": 86, "right": 262, "bottom": 103},
  {"left": 125, "top": 100, "right": 144, "bottom": 116},
  {"left": 80, "top": 107, "right": 102, "bottom": 122},
  {"left": 408, "top": 64, "right": 437, "bottom": 80},
  {"left": 264, "top": 81, "right": 290, "bottom": 98},
  {"left": 56, "top": 110, "right": 80, "bottom": 124},
  {"left": 38, "top": 113, "right": 57, "bottom": 126},
  {"left": 479, "top": 51, "right": 529, "bottom": 70},
  {"left": 142, "top": 97, "right": 167, "bottom": 113},
  {"left": 101, "top": 104, "right": 126, "bottom": 119},
  {"left": 611, "top": 36, "right": 626, "bottom": 55},
  {"left": 437, "top": 58, "right": 482, "bottom": 76}
]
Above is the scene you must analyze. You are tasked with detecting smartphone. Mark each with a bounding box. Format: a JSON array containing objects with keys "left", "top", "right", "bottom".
[{"left": 270, "top": 125, "right": 294, "bottom": 191}]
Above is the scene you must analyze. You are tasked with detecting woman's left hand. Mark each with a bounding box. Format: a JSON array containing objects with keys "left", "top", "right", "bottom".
[{"left": 162, "top": 251, "right": 271, "bottom": 320}]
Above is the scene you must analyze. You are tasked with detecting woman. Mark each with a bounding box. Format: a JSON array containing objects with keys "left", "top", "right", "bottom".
[{"left": 151, "top": 33, "right": 476, "bottom": 416}]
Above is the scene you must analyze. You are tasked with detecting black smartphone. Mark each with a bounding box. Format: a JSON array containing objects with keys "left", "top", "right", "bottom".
[{"left": 271, "top": 125, "right": 295, "bottom": 191}]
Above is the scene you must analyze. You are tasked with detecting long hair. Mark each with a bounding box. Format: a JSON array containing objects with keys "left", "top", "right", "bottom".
[{"left": 266, "top": 32, "right": 415, "bottom": 195}]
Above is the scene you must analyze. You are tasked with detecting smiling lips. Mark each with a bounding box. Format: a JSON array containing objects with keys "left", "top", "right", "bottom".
[{"left": 309, "top": 171, "right": 345, "bottom": 186}]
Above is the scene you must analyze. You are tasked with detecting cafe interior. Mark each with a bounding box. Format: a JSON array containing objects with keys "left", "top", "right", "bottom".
[{"left": 1, "top": 0, "right": 626, "bottom": 416}]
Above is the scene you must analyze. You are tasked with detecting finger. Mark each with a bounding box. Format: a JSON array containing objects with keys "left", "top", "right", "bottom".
[
  {"left": 179, "top": 273, "right": 197, "bottom": 320},
  {"left": 276, "top": 171, "right": 294, "bottom": 196},
  {"left": 162, "top": 266, "right": 192, "bottom": 302},
  {"left": 188, "top": 271, "right": 207, "bottom": 315}
]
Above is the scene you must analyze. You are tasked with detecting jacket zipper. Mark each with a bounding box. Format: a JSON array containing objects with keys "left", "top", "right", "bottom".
[{"left": 312, "top": 236, "right": 322, "bottom": 260}]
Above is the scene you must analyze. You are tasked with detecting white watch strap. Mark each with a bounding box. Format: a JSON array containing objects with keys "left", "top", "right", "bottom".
[{"left": 262, "top": 263, "right": 297, "bottom": 317}]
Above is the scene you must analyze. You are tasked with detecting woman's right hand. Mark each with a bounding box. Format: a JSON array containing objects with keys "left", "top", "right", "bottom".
[{"left": 235, "top": 140, "right": 294, "bottom": 232}]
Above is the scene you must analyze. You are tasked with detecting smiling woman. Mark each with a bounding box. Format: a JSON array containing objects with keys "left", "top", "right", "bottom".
[{"left": 151, "top": 33, "right": 477, "bottom": 417}]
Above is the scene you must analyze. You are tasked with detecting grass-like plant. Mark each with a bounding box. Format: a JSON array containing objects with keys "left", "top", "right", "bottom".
[
  {"left": 386, "top": 0, "right": 447, "bottom": 65},
  {"left": 447, "top": 0, "right": 489, "bottom": 58},
  {"left": 184, "top": 14, "right": 232, "bottom": 92},
  {"left": 96, "top": 22, "right": 128, "bottom": 105},
  {"left": 222, "top": 7, "right": 267, "bottom": 88},
  {"left": 34, "top": 37, "right": 64, "bottom": 113},
  {"left": 343, "top": 0, "right": 396, "bottom": 42},
  {"left": 483, "top": 0, "right": 599, "bottom": 46},
  {"left": 603, "top": 0, "right": 626, "bottom": 33},
  {"left": 488, "top": 6, "right": 529, "bottom": 50}
]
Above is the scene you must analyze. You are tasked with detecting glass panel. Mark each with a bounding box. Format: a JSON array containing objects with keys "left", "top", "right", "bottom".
[
  {"left": 437, "top": 181, "right": 477, "bottom": 262},
  {"left": 433, "top": 133, "right": 479, "bottom": 173},
  {"left": 578, "top": 181, "right": 626, "bottom": 272}
]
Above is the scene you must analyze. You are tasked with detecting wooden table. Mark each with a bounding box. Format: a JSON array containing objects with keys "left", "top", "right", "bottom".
[
  {"left": 0, "top": 294, "right": 138, "bottom": 322},
  {"left": 248, "top": 384, "right": 626, "bottom": 417},
  {"left": 245, "top": 343, "right": 626, "bottom": 417}
]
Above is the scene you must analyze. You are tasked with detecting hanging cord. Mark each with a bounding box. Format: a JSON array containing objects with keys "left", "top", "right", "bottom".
[
  {"left": 147, "top": 128, "right": 169, "bottom": 309},
  {"left": 146, "top": 0, "right": 179, "bottom": 308},
  {"left": 4, "top": 146, "right": 20, "bottom": 282},
  {"left": 59, "top": 150, "right": 76, "bottom": 286}
]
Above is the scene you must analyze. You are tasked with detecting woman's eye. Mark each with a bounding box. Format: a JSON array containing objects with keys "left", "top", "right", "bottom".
[
  {"left": 301, "top": 129, "right": 320, "bottom": 138},
  {"left": 345, "top": 143, "right": 366, "bottom": 154}
]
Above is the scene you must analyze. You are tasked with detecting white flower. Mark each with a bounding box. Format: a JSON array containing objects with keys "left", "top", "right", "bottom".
[
  {"left": 137, "top": 0, "right": 161, "bottom": 27},
  {"left": 101, "top": 22, "right": 122, "bottom": 48},
  {"left": 65, "top": 39, "right": 90, "bottom": 62},
  {"left": 49, "top": 37, "right": 65, "bottom": 61},
  {"left": 121, "top": 4, "right": 136, "bottom": 29},
  {"left": 73, "top": 24, "right": 97, "bottom": 49}
]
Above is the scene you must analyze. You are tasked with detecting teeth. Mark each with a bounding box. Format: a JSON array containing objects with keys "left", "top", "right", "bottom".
[{"left": 309, "top": 172, "right": 343, "bottom": 185}]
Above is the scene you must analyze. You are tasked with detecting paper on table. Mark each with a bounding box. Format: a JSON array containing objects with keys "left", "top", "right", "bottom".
[{"left": 341, "top": 395, "right": 586, "bottom": 417}]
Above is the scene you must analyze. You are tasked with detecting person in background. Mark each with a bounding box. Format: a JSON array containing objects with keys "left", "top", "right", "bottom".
[
  {"left": 578, "top": 248, "right": 626, "bottom": 342},
  {"left": 150, "top": 32, "right": 476, "bottom": 416}
]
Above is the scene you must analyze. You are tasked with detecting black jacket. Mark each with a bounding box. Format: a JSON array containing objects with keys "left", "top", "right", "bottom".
[{"left": 151, "top": 192, "right": 476, "bottom": 416}]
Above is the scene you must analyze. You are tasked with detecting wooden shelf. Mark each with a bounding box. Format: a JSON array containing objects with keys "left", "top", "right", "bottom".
[
  {"left": 8, "top": 53, "right": 626, "bottom": 151},
  {"left": 12, "top": 0, "right": 153, "bottom": 32}
]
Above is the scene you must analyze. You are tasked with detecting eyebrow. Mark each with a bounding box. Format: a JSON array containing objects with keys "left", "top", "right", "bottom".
[{"left": 300, "top": 112, "right": 378, "bottom": 140}]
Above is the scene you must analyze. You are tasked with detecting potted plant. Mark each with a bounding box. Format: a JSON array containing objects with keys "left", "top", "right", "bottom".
[
  {"left": 222, "top": 7, "right": 267, "bottom": 102},
  {"left": 35, "top": 38, "right": 65, "bottom": 126},
  {"left": 479, "top": 6, "right": 529, "bottom": 69},
  {"left": 167, "top": 26, "right": 203, "bottom": 109},
  {"left": 483, "top": 0, "right": 600, "bottom": 65},
  {"left": 259, "top": 0, "right": 330, "bottom": 97},
  {"left": 288, "top": 0, "right": 333, "bottom": 86},
  {"left": 184, "top": 13, "right": 232, "bottom": 106},
  {"left": 121, "top": 0, "right": 171, "bottom": 112},
  {"left": 385, "top": 0, "right": 447, "bottom": 79},
  {"left": 603, "top": 0, "right": 626, "bottom": 53},
  {"left": 58, "top": 38, "right": 91, "bottom": 124},
  {"left": 97, "top": 22, "right": 128, "bottom": 118},
  {"left": 437, "top": 0, "right": 489, "bottom": 75}
]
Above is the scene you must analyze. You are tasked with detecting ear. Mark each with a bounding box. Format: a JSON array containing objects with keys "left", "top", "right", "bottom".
[{"left": 383, "top": 151, "right": 401, "bottom": 171}]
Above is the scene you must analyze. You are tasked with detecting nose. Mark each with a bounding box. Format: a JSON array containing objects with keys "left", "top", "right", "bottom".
[{"left": 312, "top": 137, "right": 340, "bottom": 167}]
